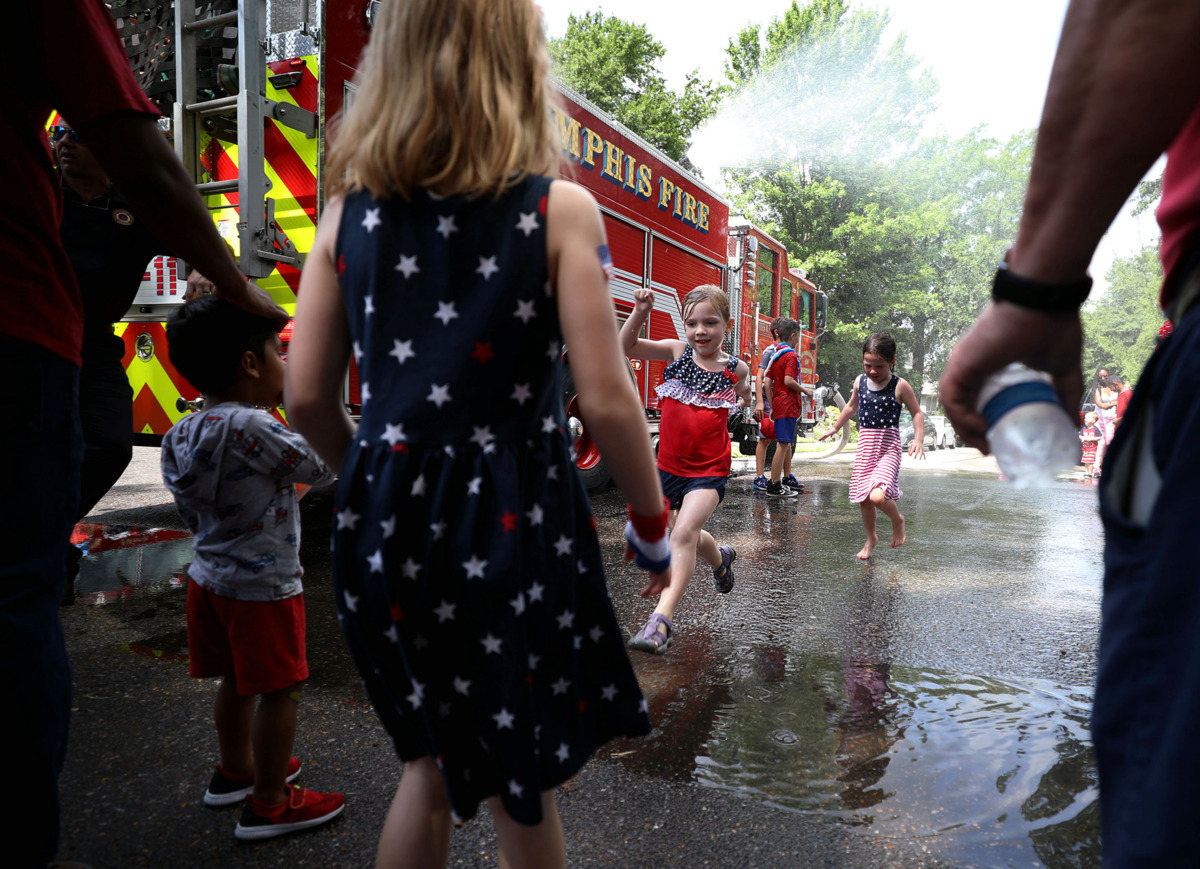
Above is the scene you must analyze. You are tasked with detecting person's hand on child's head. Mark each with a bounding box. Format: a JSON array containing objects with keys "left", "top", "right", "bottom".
[
  {"left": 632, "top": 287, "right": 655, "bottom": 314},
  {"left": 183, "top": 269, "right": 217, "bottom": 302}
]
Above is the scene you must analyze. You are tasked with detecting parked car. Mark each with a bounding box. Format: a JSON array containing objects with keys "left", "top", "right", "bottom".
[
  {"left": 899, "top": 411, "right": 936, "bottom": 451},
  {"left": 926, "top": 415, "right": 960, "bottom": 449}
]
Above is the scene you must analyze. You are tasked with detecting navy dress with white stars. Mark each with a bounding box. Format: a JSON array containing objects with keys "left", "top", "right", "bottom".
[
  {"left": 849, "top": 373, "right": 903, "bottom": 503},
  {"left": 330, "top": 176, "right": 651, "bottom": 825}
]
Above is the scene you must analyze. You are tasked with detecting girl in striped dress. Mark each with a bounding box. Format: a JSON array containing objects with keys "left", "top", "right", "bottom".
[{"left": 820, "top": 332, "right": 924, "bottom": 559}]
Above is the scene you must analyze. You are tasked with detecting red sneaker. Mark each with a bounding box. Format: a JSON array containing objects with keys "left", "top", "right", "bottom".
[
  {"left": 204, "top": 757, "right": 301, "bottom": 807},
  {"left": 234, "top": 784, "right": 345, "bottom": 840}
]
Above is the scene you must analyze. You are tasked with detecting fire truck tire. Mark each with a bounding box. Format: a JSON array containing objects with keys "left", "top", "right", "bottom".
[
  {"left": 805, "top": 389, "right": 850, "bottom": 461},
  {"left": 561, "top": 365, "right": 613, "bottom": 492}
]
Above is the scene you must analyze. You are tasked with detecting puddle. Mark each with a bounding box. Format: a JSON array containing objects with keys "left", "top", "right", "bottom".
[
  {"left": 72, "top": 523, "right": 193, "bottom": 603},
  {"left": 629, "top": 653, "right": 1097, "bottom": 869},
  {"left": 597, "top": 468, "right": 1104, "bottom": 868}
]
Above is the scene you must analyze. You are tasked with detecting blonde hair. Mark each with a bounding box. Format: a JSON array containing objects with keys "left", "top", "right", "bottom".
[
  {"left": 325, "top": 0, "right": 561, "bottom": 201},
  {"left": 682, "top": 285, "right": 731, "bottom": 321}
]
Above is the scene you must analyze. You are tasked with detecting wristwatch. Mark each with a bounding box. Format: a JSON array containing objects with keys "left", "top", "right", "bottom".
[{"left": 991, "top": 260, "right": 1092, "bottom": 313}]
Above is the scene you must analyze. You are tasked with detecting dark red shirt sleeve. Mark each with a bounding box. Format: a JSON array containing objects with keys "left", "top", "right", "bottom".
[
  {"left": 37, "top": 0, "right": 159, "bottom": 129},
  {"left": 0, "top": 0, "right": 159, "bottom": 365}
]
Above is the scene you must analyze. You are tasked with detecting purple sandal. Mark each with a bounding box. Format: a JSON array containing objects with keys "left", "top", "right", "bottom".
[
  {"left": 628, "top": 613, "right": 673, "bottom": 654},
  {"left": 712, "top": 545, "right": 736, "bottom": 594}
]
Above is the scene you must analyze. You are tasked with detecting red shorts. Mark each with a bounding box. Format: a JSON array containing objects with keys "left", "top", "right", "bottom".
[{"left": 186, "top": 579, "right": 308, "bottom": 695}]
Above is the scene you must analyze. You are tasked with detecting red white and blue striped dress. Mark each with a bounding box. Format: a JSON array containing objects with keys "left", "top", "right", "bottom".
[{"left": 849, "top": 374, "right": 903, "bottom": 503}]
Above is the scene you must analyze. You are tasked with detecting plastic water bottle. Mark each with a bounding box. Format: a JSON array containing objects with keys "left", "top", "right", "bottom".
[{"left": 976, "top": 363, "right": 1078, "bottom": 487}]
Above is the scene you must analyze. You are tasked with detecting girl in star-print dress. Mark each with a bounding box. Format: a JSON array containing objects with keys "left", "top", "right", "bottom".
[
  {"left": 618, "top": 286, "right": 752, "bottom": 654},
  {"left": 283, "top": 1, "right": 671, "bottom": 865},
  {"left": 820, "top": 332, "right": 925, "bottom": 560}
]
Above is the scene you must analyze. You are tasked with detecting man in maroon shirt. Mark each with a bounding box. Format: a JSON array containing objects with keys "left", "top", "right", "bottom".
[{"left": 1, "top": 3, "right": 285, "bottom": 864}]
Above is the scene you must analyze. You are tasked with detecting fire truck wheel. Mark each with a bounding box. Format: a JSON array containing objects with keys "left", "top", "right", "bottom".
[{"left": 562, "top": 365, "right": 612, "bottom": 492}]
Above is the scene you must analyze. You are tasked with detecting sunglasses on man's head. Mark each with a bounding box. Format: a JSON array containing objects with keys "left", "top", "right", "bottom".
[{"left": 49, "top": 125, "right": 81, "bottom": 144}]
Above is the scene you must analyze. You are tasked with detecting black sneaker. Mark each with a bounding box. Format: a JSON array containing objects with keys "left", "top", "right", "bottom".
[
  {"left": 205, "top": 758, "right": 302, "bottom": 807},
  {"left": 767, "top": 481, "right": 798, "bottom": 498}
]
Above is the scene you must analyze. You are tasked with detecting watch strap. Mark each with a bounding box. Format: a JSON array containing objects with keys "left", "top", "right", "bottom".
[{"left": 991, "top": 264, "right": 1092, "bottom": 312}]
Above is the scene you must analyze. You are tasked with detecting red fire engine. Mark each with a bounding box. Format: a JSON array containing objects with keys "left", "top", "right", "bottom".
[{"left": 112, "top": 1, "right": 844, "bottom": 490}]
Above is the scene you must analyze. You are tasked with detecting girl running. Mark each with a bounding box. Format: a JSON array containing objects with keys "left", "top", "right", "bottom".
[
  {"left": 820, "top": 332, "right": 924, "bottom": 559},
  {"left": 619, "top": 286, "right": 752, "bottom": 653},
  {"left": 283, "top": 1, "right": 670, "bottom": 865}
]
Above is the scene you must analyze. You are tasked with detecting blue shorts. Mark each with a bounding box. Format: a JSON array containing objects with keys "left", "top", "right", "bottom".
[
  {"left": 658, "top": 469, "right": 726, "bottom": 512},
  {"left": 773, "top": 416, "right": 798, "bottom": 445}
]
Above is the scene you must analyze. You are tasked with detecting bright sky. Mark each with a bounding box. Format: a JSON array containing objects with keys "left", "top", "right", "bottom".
[{"left": 541, "top": 0, "right": 1161, "bottom": 291}]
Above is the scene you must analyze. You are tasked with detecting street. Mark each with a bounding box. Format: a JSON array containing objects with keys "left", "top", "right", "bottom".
[{"left": 55, "top": 446, "right": 1101, "bottom": 868}]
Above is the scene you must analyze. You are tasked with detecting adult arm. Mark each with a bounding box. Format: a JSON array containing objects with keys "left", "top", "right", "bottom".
[
  {"left": 79, "top": 114, "right": 286, "bottom": 325},
  {"left": 941, "top": 0, "right": 1200, "bottom": 450},
  {"left": 284, "top": 197, "right": 356, "bottom": 472}
]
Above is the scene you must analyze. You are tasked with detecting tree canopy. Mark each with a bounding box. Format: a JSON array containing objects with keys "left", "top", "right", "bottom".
[
  {"left": 546, "top": 2, "right": 1076, "bottom": 402},
  {"left": 547, "top": 12, "right": 723, "bottom": 163},
  {"left": 1081, "top": 244, "right": 1163, "bottom": 393},
  {"left": 715, "top": 0, "right": 1034, "bottom": 396}
]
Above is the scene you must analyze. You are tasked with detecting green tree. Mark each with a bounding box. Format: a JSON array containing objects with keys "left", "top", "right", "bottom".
[
  {"left": 548, "top": 12, "right": 724, "bottom": 162},
  {"left": 1081, "top": 244, "right": 1163, "bottom": 390},
  {"left": 717, "top": 1, "right": 1029, "bottom": 396},
  {"left": 719, "top": 1, "right": 933, "bottom": 390},
  {"left": 882, "top": 129, "right": 1033, "bottom": 389}
]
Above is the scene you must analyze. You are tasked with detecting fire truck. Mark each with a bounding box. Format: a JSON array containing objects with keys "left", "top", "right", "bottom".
[{"left": 110, "top": 0, "right": 845, "bottom": 490}]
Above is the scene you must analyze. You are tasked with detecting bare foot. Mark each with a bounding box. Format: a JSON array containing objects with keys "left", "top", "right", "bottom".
[
  {"left": 891, "top": 514, "right": 906, "bottom": 548},
  {"left": 856, "top": 534, "right": 878, "bottom": 560}
]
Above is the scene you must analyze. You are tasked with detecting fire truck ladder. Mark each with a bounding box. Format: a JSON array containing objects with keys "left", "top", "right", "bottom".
[{"left": 172, "top": 0, "right": 316, "bottom": 278}]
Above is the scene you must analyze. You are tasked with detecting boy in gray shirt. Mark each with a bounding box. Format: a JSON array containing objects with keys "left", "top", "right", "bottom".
[{"left": 162, "top": 296, "right": 342, "bottom": 840}]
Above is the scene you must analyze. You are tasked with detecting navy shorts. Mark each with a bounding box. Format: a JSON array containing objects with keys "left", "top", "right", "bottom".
[
  {"left": 658, "top": 469, "right": 726, "bottom": 512},
  {"left": 773, "top": 416, "right": 798, "bottom": 445},
  {"left": 1092, "top": 259, "right": 1200, "bottom": 863}
]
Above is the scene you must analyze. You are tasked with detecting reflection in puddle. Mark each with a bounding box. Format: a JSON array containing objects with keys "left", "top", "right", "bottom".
[
  {"left": 72, "top": 524, "right": 193, "bottom": 604},
  {"left": 693, "top": 660, "right": 1097, "bottom": 868}
]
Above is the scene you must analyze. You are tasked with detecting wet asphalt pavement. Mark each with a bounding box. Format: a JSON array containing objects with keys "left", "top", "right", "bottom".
[{"left": 54, "top": 446, "right": 1102, "bottom": 868}]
